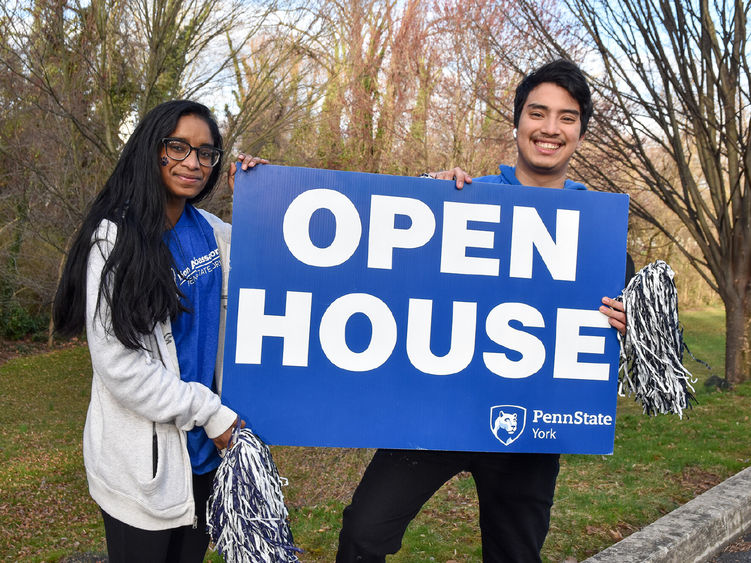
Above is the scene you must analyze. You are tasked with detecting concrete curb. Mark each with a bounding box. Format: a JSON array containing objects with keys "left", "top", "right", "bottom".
[{"left": 583, "top": 465, "right": 751, "bottom": 563}]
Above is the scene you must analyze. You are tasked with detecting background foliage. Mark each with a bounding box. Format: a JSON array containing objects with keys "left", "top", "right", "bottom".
[
  {"left": 1, "top": 2, "right": 747, "bottom": 559},
  {"left": 0, "top": 0, "right": 725, "bottom": 348}
]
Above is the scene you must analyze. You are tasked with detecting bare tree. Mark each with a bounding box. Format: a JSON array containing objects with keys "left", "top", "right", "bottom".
[
  {"left": 290, "top": 0, "right": 557, "bottom": 176},
  {"left": 305, "top": 0, "right": 397, "bottom": 172},
  {"left": 0, "top": 0, "right": 315, "bottom": 341},
  {"left": 503, "top": 0, "right": 750, "bottom": 384},
  {"left": 224, "top": 7, "right": 325, "bottom": 158},
  {"left": 577, "top": 0, "right": 749, "bottom": 385}
]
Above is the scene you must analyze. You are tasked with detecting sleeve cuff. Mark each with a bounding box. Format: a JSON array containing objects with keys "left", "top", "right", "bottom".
[{"left": 204, "top": 404, "right": 237, "bottom": 439}]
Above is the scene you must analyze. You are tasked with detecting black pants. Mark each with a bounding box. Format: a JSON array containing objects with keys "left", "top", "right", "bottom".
[
  {"left": 336, "top": 449, "right": 560, "bottom": 563},
  {"left": 101, "top": 469, "right": 216, "bottom": 563}
]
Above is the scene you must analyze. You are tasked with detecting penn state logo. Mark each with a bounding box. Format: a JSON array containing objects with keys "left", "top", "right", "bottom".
[{"left": 490, "top": 405, "right": 526, "bottom": 446}]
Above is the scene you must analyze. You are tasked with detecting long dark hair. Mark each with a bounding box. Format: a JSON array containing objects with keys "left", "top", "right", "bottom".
[{"left": 53, "top": 100, "right": 224, "bottom": 348}]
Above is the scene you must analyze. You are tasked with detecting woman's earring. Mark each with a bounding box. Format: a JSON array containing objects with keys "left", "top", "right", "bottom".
[
  {"left": 160, "top": 156, "right": 169, "bottom": 166},
  {"left": 512, "top": 128, "right": 518, "bottom": 139}
]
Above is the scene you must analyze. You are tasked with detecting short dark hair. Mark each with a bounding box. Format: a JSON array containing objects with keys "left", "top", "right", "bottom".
[{"left": 513, "top": 59, "right": 593, "bottom": 137}]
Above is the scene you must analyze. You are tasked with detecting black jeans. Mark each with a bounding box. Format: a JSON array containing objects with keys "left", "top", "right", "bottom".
[
  {"left": 336, "top": 449, "right": 560, "bottom": 563},
  {"left": 101, "top": 469, "right": 216, "bottom": 563}
]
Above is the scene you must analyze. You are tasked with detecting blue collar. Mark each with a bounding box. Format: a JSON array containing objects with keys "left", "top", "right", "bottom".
[{"left": 497, "top": 165, "right": 587, "bottom": 190}]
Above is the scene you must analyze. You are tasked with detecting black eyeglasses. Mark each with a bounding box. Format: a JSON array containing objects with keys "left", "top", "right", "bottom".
[{"left": 162, "top": 138, "right": 223, "bottom": 167}]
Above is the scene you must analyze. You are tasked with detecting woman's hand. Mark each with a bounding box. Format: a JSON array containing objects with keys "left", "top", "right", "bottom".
[
  {"left": 228, "top": 153, "right": 269, "bottom": 192},
  {"left": 600, "top": 297, "right": 627, "bottom": 336},
  {"left": 212, "top": 417, "right": 246, "bottom": 451}
]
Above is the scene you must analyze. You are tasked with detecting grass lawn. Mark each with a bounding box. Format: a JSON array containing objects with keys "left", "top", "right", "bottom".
[{"left": 1, "top": 306, "right": 749, "bottom": 562}]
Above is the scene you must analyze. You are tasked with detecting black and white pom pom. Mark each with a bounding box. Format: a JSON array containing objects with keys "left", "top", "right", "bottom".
[
  {"left": 207, "top": 428, "right": 301, "bottom": 562},
  {"left": 617, "top": 260, "right": 698, "bottom": 418}
]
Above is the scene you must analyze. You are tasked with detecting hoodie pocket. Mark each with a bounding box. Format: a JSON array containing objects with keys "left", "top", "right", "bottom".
[{"left": 152, "top": 421, "right": 158, "bottom": 478}]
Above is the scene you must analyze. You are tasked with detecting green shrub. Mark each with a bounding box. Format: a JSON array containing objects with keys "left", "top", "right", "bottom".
[{"left": 0, "top": 300, "right": 48, "bottom": 340}]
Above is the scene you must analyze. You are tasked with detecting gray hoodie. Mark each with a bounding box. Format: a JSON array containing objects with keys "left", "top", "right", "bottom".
[{"left": 83, "top": 209, "right": 237, "bottom": 530}]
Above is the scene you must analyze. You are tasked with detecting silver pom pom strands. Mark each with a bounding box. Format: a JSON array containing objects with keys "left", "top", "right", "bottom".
[
  {"left": 617, "top": 260, "right": 698, "bottom": 419},
  {"left": 207, "top": 428, "right": 301, "bottom": 562}
]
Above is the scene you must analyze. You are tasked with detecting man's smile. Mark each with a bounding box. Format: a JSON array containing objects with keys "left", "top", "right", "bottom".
[{"left": 533, "top": 139, "right": 563, "bottom": 153}]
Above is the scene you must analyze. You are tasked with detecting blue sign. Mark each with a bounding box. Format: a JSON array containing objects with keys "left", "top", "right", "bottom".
[{"left": 222, "top": 165, "right": 629, "bottom": 454}]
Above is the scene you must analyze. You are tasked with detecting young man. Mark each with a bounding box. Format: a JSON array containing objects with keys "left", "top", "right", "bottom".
[{"left": 336, "top": 59, "right": 627, "bottom": 563}]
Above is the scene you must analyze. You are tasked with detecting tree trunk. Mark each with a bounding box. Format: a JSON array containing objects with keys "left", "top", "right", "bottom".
[{"left": 723, "top": 293, "right": 751, "bottom": 385}]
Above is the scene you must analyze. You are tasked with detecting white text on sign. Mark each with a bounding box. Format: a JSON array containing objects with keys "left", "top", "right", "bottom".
[
  {"left": 282, "top": 189, "right": 580, "bottom": 279},
  {"left": 236, "top": 188, "right": 611, "bottom": 381}
]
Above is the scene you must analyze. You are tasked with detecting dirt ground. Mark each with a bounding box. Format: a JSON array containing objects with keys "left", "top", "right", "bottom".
[{"left": 0, "top": 337, "right": 81, "bottom": 367}]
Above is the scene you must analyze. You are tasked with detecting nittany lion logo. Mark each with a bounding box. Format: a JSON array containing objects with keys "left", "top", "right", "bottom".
[{"left": 490, "top": 405, "right": 527, "bottom": 446}]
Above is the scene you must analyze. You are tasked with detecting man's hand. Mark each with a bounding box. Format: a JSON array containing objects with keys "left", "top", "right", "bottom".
[
  {"left": 600, "top": 297, "right": 626, "bottom": 335},
  {"left": 430, "top": 167, "right": 473, "bottom": 190},
  {"left": 228, "top": 153, "right": 269, "bottom": 192}
]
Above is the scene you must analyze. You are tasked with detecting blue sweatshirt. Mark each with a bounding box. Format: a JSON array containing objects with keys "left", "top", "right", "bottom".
[
  {"left": 474, "top": 164, "right": 587, "bottom": 190},
  {"left": 165, "top": 204, "right": 222, "bottom": 475}
]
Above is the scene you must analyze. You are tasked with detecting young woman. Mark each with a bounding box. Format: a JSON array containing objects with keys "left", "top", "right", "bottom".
[{"left": 53, "top": 100, "right": 264, "bottom": 562}]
